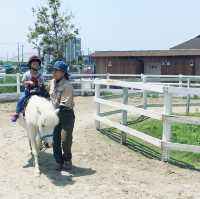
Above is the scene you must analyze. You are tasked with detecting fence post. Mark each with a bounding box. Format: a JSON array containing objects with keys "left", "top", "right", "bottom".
[
  {"left": 16, "top": 73, "right": 20, "bottom": 95},
  {"left": 142, "top": 74, "right": 147, "bottom": 109},
  {"left": 106, "top": 73, "right": 110, "bottom": 89},
  {"left": 162, "top": 87, "right": 172, "bottom": 161},
  {"left": 80, "top": 78, "right": 84, "bottom": 96},
  {"left": 121, "top": 87, "right": 128, "bottom": 145},
  {"left": 186, "top": 79, "right": 191, "bottom": 115},
  {"left": 179, "top": 74, "right": 183, "bottom": 87},
  {"left": 95, "top": 84, "right": 101, "bottom": 130}
]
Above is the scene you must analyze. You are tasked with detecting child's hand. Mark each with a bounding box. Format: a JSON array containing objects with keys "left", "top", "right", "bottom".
[{"left": 25, "top": 81, "right": 34, "bottom": 86}]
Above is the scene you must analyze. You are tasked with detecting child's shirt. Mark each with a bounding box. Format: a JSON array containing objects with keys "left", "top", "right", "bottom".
[{"left": 22, "top": 70, "right": 44, "bottom": 90}]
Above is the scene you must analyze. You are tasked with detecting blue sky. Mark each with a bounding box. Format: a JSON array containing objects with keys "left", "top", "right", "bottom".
[{"left": 0, "top": 0, "right": 200, "bottom": 60}]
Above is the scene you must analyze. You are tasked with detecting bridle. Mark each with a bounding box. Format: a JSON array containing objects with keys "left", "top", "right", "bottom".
[
  {"left": 40, "top": 133, "right": 54, "bottom": 151},
  {"left": 40, "top": 134, "right": 54, "bottom": 140}
]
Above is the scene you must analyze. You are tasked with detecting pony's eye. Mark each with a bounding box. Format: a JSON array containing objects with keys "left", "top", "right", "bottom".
[{"left": 42, "top": 124, "right": 45, "bottom": 128}]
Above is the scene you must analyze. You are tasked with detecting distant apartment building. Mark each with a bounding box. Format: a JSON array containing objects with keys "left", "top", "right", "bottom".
[{"left": 65, "top": 37, "right": 82, "bottom": 63}]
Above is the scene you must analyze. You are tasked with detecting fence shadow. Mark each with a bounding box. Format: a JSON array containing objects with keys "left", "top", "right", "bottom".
[{"left": 99, "top": 128, "right": 200, "bottom": 172}]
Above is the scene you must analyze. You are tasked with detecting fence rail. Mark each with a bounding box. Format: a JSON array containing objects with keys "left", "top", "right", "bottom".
[
  {"left": 2, "top": 73, "right": 200, "bottom": 89},
  {"left": 1, "top": 73, "right": 200, "bottom": 108},
  {"left": 94, "top": 79, "right": 200, "bottom": 161}
]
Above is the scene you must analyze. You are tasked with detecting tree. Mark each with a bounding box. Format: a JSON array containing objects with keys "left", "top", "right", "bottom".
[{"left": 28, "top": 0, "right": 78, "bottom": 61}]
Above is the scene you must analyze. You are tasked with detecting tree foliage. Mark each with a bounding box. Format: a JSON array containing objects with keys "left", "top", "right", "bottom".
[{"left": 28, "top": 0, "right": 78, "bottom": 60}]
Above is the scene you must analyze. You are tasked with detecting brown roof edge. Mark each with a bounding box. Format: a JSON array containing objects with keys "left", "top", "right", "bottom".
[{"left": 91, "top": 50, "right": 200, "bottom": 57}]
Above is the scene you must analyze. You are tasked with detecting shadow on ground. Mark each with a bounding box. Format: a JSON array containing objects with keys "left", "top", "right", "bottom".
[
  {"left": 23, "top": 151, "right": 96, "bottom": 186},
  {"left": 99, "top": 128, "right": 200, "bottom": 172}
]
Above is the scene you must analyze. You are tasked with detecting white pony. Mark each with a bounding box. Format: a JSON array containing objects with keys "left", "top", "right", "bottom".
[{"left": 18, "top": 95, "right": 59, "bottom": 176}]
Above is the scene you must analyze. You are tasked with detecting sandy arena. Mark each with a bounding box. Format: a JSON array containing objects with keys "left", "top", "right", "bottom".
[{"left": 1, "top": 96, "right": 200, "bottom": 199}]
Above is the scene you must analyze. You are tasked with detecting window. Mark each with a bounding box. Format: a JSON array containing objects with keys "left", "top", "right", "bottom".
[{"left": 151, "top": 65, "right": 158, "bottom": 69}]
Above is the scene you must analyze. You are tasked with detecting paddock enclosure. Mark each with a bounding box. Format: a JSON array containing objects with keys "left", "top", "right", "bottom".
[{"left": 1, "top": 74, "right": 200, "bottom": 198}]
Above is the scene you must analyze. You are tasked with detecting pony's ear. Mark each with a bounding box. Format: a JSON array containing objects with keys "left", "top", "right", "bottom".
[
  {"left": 37, "top": 107, "right": 41, "bottom": 115},
  {"left": 55, "top": 109, "right": 60, "bottom": 115}
]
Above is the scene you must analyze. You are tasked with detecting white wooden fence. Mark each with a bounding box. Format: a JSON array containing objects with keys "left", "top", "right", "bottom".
[
  {"left": 2, "top": 73, "right": 200, "bottom": 109},
  {"left": 94, "top": 79, "right": 200, "bottom": 161},
  {"left": 2, "top": 73, "right": 200, "bottom": 95},
  {"left": 0, "top": 73, "right": 141, "bottom": 96}
]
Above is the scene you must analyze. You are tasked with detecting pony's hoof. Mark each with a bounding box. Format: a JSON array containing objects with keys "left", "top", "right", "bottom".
[{"left": 34, "top": 169, "right": 40, "bottom": 177}]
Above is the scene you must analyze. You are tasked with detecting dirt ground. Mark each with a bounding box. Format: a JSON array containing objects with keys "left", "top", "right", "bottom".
[{"left": 1, "top": 96, "right": 200, "bottom": 199}]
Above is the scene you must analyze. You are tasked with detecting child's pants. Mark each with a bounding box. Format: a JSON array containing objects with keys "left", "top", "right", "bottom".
[{"left": 16, "top": 90, "right": 29, "bottom": 113}]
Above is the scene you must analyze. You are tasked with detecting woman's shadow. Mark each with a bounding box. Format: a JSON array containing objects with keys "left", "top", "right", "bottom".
[{"left": 23, "top": 151, "right": 96, "bottom": 187}]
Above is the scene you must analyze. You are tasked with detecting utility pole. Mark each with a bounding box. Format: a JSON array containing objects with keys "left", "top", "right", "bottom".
[
  {"left": 74, "top": 37, "right": 77, "bottom": 63},
  {"left": 88, "top": 48, "right": 91, "bottom": 65},
  {"left": 17, "top": 43, "right": 20, "bottom": 70},
  {"left": 21, "top": 44, "right": 24, "bottom": 63},
  {"left": 17, "top": 43, "right": 20, "bottom": 64}
]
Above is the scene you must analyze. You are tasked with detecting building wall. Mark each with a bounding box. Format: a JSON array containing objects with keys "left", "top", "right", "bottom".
[
  {"left": 143, "top": 57, "right": 195, "bottom": 75},
  {"left": 143, "top": 57, "right": 161, "bottom": 75},
  {"left": 194, "top": 57, "right": 200, "bottom": 75},
  {"left": 160, "top": 57, "right": 195, "bottom": 75},
  {"left": 94, "top": 56, "right": 200, "bottom": 75},
  {"left": 95, "top": 57, "right": 144, "bottom": 74},
  {"left": 95, "top": 58, "right": 106, "bottom": 74}
]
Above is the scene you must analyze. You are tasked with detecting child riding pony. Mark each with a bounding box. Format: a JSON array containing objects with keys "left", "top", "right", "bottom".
[{"left": 11, "top": 55, "right": 46, "bottom": 122}]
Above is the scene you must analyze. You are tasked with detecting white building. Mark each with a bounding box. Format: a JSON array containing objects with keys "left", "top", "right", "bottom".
[{"left": 65, "top": 37, "right": 82, "bottom": 63}]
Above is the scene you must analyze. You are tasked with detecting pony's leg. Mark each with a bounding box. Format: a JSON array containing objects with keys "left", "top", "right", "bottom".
[
  {"left": 28, "top": 126, "right": 40, "bottom": 176},
  {"left": 27, "top": 139, "right": 34, "bottom": 166},
  {"left": 36, "top": 134, "right": 42, "bottom": 152},
  {"left": 31, "top": 138, "right": 40, "bottom": 176},
  {"left": 18, "top": 117, "right": 32, "bottom": 157},
  {"left": 28, "top": 139, "right": 33, "bottom": 156}
]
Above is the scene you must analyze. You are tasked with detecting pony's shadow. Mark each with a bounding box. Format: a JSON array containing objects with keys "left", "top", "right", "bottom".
[{"left": 23, "top": 151, "right": 96, "bottom": 187}]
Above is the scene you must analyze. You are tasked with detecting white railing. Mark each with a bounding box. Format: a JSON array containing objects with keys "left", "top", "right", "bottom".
[
  {"left": 0, "top": 73, "right": 142, "bottom": 97},
  {"left": 2, "top": 73, "right": 200, "bottom": 101},
  {"left": 94, "top": 79, "right": 200, "bottom": 161}
]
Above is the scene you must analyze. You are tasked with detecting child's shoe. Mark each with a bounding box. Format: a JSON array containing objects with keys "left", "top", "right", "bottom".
[{"left": 11, "top": 113, "right": 19, "bottom": 122}]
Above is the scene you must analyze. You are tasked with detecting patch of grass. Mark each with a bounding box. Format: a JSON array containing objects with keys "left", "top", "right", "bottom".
[
  {"left": 193, "top": 95, "right": 200, "bottom": 100},
  {"left": 147, "top": 92, "right": 159, "bottom": 98},
  {"left": 101, "top": 113, "right": 200, "bottom": 169},
  {"left": 0, "top": 76, "right": 16, "bottom": 84},
  {"left": 0, "top": 86, "right": 17, "bottom": 93},
  {"left": 0, "top": 77, "right": 17, "bottom": 93},
  {"left": 101, "top": 91, "right": 113, "bottom": 97},
  {"left": 131, "top": 117, "right": 200, "bottom": 145}
]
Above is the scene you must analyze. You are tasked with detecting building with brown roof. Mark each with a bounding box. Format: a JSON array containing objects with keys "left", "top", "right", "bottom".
[{"left": 91, "top": 36, "right": 200, "bottom": 75}]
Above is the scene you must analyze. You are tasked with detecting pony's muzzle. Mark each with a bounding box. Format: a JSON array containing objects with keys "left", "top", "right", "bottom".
[
  {"left": 48, "top": 143, "right": 53, "bottom": 148},
  {"left": 43, "top": 141, "right": 53, "bottom": 148},
  {"left": 41, "top": 133, "right": 53, "bottom": 148},
  {"left": 44, "top": 142, "right": 50, "bottom": 148}
]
